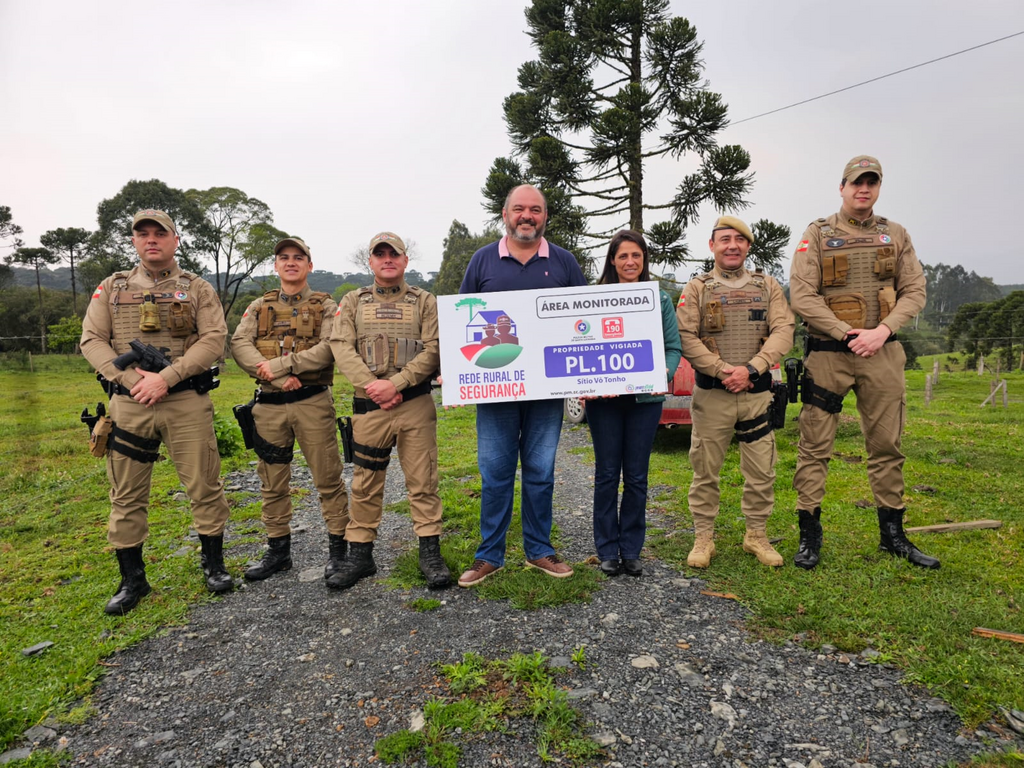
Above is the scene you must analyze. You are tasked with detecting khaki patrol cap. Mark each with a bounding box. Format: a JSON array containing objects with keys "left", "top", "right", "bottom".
[
  {"left": 274, "top": 237, "right": 311, "bottom": 257},
  {"left": 711, "top": 215, "right": 754, "bottom": 243},
  {"left": 132, "top": 209, "right": 177, "bottom": 235},
  {"left": 843, "top": 155, "right": 883, "bottom": 183},
  {"left": 369, "top": 231, "right": 407, "bottom": 255}
]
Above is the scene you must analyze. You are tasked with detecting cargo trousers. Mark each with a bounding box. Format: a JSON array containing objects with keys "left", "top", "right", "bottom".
[
  {"left": 347, "top": 392, "right": 442, "bottom": 543},
  {"left": 794, "top": 341, "right": 907, "bottom": 510},
  {"left": 106, "top": 390, "right": 230, "bottom": 548},
  {"left": 688, "top": 386, "right": 776, "bottom": 535},
  {"left": 252, "top": 388, "right": 349, "bottom": 538}
]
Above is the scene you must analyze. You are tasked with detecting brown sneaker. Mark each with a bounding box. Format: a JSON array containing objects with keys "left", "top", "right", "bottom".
[
  {"left": 687, "top": 533, "right": 716, "bottom": 568},
  {"left": 525, "top": 554, "right": 573, "bottom": 579},
  {"left": 742, "top": 531, "right": 784, "bottom": 567},
  {"left": 457, "top": 560, "right": 502, "bottom": 588}
]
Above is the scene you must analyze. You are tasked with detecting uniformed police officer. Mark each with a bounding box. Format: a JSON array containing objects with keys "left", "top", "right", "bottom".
[
  {"left": 80, "top": 210, "right": 233, "bottom": 614},
  {"left": 327, "top": 232, "right": 450, "bottom": 590},
  {"left": 789, "top": 156, "right": 937, "bottom": 570},
  {"left": 678, "top": 216, "right": 795, "bottom": 568},
  {"left": 230, "top": 237, "right": 350, "bottom": 583}
]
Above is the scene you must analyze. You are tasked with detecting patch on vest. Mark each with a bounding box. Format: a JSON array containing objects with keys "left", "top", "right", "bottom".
[
  {"left": 879, "top": 234, "right": 892, "bottom": 244},
  {"left": 374, "top": 304, "right": 404, "bottom": 320},
  {"left": 826, "top": 238, "right": 845, "bottom": 248},
  {"left": 720, "top": 289, "right": 763, "bottom": 308}
]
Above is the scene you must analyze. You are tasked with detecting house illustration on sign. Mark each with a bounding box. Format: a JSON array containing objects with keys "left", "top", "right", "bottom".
[{"left": 465, "top": 310, "right": 518, "bottom": 344}]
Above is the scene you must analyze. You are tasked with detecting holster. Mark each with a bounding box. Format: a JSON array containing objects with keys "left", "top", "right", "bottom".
[
  {"left": 769, "top": 381, "right": 788, "bottom": 430},
  {"left": 337, "top": 416, "right": 354, "bottom": 464},
  {"left": 254, "top": 432, "right": 293, "bottom": 464},
  {"left": 801, "top": 373, "right": 845, "bottom": 414},
  {"left": 232, "top": 399, "right": 256, "bottom": 450},
  {"left": 784, "top": 357, "right": 803, "bottom": 403}
]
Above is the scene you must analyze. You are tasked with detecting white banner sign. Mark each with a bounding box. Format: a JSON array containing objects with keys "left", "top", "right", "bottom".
[{"left": 438, "top": 282, "right": 667, "bottom": 406}]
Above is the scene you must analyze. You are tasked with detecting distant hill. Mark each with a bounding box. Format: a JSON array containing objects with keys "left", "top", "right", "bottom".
[
  {"left": 1000, "top": 284, "right": 1024, "bottom": 296},
  {"left": 8, "top": 266, "right": 433, "bottom": 294}
]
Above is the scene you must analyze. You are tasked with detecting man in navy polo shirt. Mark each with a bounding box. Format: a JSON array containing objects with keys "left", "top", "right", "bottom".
[{"left": 457, "top": 185, "right": 588, "bottom": 587}]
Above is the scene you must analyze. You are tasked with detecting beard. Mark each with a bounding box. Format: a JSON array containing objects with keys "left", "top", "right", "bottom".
[{"left": 506, "top": 218, "right": 546, "bottom": 243}]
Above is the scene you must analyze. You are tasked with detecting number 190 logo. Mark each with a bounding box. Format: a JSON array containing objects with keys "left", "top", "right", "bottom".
[{"left": 602, "top": 317, "right": 624, "bottom": 339}]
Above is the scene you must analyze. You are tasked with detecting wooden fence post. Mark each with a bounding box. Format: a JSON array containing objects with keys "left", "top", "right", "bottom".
[
  {"left": 925, "top": 374, "right": 933, "bottom": 405},
  {"left": 932, "top": 359, "right": 939, "bottom": 385},
  {"left": 978, "top": 355, "right": 985, "bottom": 375}
]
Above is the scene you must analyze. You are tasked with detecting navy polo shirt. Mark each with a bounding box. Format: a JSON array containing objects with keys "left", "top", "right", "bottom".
[{"left": 459, "top": 237, "right": 587, "bottom": 294}]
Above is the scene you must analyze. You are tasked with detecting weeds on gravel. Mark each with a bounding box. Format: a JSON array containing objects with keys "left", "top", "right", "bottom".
[
  {"left": 645, "top": 356, "right": 1024, "bottom": 728},
  {"left": 406, "top": 598, "right": 442, "bottom": 612},
  {"left": 374, "top": 651, "right": 603, "bottom": 767}
]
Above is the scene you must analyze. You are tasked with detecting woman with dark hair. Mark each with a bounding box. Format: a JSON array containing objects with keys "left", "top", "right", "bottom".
[{"left": 585, "top": 230, "right": 682, "bottom": 577}]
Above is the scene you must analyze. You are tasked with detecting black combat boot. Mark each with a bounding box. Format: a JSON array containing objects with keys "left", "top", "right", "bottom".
[
  {"left": 198, "top": 534, "right": 235, "bottom": 593},
  {"left": 325, "top": 541, "right": 377, "bottom": 590},
  {"left": 104, "top": 544, "right": 152, "bottom": 615},
  {"left": 324, "top": 534, "right": 347, "bottom": 579},
  {"left": 877, "top": 507, "right": 940, "bottom": 569},
  {"left": 244, "top": 534, "right": 292, "bottom": 581},
  {"left": 794, "top": 508, "right": 823, "bottom": 570},
  {"left": 418, "top": 535, "right": 452, "bottom": 589}
]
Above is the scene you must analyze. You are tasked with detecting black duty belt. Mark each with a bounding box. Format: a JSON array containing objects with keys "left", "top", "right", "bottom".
[
  {"left": 695, "top": 370, "right": 773, "bottom": 394},
  {"left": 101, "top": 374, "right": 205, "bottom": 398},
  {"left": 806, "top": 334, "right": 896, "bottom": 353},
  {"left": 353, "top": 380, "right": 432, "bottom": 414},
  {"left": 255, "top": 385, "right": 328, "bottom": 405}
]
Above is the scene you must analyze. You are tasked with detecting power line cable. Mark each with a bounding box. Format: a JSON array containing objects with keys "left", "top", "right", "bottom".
[{"left": 730, "top": 31, "right": 1024, "bottom": 126}]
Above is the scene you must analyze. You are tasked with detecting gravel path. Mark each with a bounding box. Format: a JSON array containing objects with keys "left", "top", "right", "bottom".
[{"left": 17, "top": 414, "right": 1021, "bottom": 767}]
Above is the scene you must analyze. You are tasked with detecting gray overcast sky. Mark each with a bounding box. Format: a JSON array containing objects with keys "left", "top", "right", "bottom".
[{"left": 2, "top": 1, "right": 1023, "bottom": 284}]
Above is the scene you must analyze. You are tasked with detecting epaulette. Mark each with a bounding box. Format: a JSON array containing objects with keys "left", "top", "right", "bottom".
[
  {"left": 812, "top": 217, "right": 836, "bottom": 238},
  {"left": 263, "top": 289, "right": 281, "bottom": 302},
  {"left": 357, "top": 286, "right": 375, "bottom": 302},
  {"left": 309, "top": 291, "right": 331, "bottom": 303}
]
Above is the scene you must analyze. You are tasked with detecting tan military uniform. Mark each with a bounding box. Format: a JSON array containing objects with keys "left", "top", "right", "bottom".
[
  {"left": 80, "top": 263, "right": 231, "bottom": 548},
  {"left": 790, "top": 210, "right": 926, "bottom": 510},
  {"left": 677, "top": 266, "right": 795, "bottom": 534},
  {"left": 330, "top": 281, "right": 442, "bottom": 544},
  {"left": 230, "top": 288, "right": 349, "bottom": 538}
]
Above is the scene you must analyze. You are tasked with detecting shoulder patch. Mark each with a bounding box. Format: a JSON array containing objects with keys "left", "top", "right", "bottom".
[
  {"left": 796, "top": 240, "right": 809, "bottom": 253},
  {"left": 92, "top": 284, "right": 104, "bottom": 299}
]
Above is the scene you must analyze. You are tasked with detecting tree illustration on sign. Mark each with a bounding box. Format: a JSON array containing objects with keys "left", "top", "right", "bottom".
[{"left": 454, "top": 296, "right": 487, "bottom": 321}]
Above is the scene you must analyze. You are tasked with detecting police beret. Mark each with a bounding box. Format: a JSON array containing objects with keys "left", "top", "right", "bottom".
[{"left": 711, "top": 215, "right": 754, "bottom": 243}]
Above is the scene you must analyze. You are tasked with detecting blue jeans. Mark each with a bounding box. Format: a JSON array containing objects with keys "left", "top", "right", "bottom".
[
  {"left": 585, "top": 397, "right": 662, "bottom": 560},
  {"left": 475, "top": 399, "right": 564, "bottom": 566}
]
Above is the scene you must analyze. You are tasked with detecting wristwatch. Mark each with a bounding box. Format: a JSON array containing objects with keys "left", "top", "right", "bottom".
[{"left": 745, "top": 364, "right": 759, "bottom": 378}]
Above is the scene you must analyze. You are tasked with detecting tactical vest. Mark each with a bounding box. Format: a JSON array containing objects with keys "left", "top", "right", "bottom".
[
  {"left": 697, "top": 270, "right": 770, "bottom": 365},
  {"left": 109, "top": 271, "right": 198, "bottom": 358},
  {"left": 814, "top": 217, "right": 897, "bottom": 332},
  {"left": 354, "top": 285, "right": 425, "bottom": 378},
  {"left": 254, "top": 290, "right": 333, "bottom": 386}
]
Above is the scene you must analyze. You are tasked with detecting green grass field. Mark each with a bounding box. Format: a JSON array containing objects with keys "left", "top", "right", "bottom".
[{"left": 1, "top": 353, "right": 1021, "bottom": 760}]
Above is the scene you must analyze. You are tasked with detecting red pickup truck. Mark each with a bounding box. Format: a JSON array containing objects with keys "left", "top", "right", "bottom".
[{"left": 563, "top": 358, "right": 695, "bottom": 428}]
